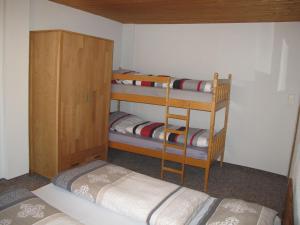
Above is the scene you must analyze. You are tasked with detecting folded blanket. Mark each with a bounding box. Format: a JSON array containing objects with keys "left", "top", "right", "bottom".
[
  {"left": 109, "top": 111, "right": 210, "bottom": 148},
  {"left": 112, "top": 70, "right": 213, "bottom": 93},
  {"left": 53, "top": 161, "right": 278, "bottom": 225},
  {"left": 0, "top": 188, "right": 82, "bottom": 225}
]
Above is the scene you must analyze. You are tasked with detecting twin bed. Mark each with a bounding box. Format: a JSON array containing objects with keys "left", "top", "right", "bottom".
[{"left": 1, "top": 160, "right": 281, "bottom": 225}]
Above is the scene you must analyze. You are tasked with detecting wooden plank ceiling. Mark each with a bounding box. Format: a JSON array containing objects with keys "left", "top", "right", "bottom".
[{"left": 50, "top": 0, "right": 300, "bottom": 24}]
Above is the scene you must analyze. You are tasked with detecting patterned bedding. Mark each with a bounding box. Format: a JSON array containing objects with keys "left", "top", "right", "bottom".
[
  {"left": 112, "top": 69, "right": 213, "bottom": 93},
  {"left": 110, "top": 111, "right": 211, "bottom": 148},
  {"left": 0, "top": 188, "right": 82, "bottom": 225},
  {"left": 53, "top": 160, "right": 278, "bottom": 225}
]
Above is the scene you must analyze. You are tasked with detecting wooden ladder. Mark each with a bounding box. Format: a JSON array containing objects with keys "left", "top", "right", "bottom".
[{"left": 160, "top": 83, "right": 190, "bottom": 184}]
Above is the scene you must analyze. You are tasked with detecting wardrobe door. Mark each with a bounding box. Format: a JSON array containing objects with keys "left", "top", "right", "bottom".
[
  {"left": 59, "top": 32, "right": 113, "bottom": 170},
  {"left": 59, "top": 31, "right": 86, "bottom": 170},
  {"left": 29, "top": 31, "right": 61, "bottom": 178},
  {"left": 84, "top": 36, "right": 113, "bottom": 161},
  {"left": 99, "top": 39, "right": 113, "bottom": 160}
]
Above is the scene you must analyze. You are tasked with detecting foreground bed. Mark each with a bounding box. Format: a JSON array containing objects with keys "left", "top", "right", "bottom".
[
  {"left": 51, "top": 160, "right": 279, "bottom": 225},
  {"left": 34, "top": 184, "right": 282, "bottom": 225}
]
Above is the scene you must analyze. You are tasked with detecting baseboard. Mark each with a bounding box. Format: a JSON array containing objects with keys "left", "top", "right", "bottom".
[{"left": 282, "top": 178, "right": 294, "bottom": 225}]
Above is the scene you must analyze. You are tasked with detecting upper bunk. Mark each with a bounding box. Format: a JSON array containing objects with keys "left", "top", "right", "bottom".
[{"left": 111, "top": 69, "right": 232, "bottom": 112}]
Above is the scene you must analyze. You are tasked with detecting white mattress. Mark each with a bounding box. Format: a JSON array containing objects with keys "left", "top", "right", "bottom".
[{"left": 34, "top": 184, "right": 281, "bottom": 225}]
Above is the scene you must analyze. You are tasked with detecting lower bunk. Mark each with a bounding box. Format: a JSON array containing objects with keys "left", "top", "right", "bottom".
[
  {"left": 109, "top": 111, "right": 227, "bottom": 191},
  {"left": 109, "top": 131, "right": 209, "bottom": 168},
  {"left": 50, "top": 160, "right": 280, "bottom": 225}
]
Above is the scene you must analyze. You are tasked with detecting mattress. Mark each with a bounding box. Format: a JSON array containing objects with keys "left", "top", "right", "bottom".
[
  {"left": 34, "top": 184, "right": 281, "bottom": 225},
  {"left": 109, "top": 131, "right": 208, "bottom": 160},
  {"left": 112, "top": 84, "right": 212, "bottom": 102}
]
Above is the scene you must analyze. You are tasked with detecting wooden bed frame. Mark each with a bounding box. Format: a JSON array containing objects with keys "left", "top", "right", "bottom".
[{"left": 109, "top": 72, "right": 232, "bottom": 191}]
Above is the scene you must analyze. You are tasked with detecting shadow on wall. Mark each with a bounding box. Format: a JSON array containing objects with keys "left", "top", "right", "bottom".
[{"left": 225, "top": 23, "right": 300, "bottom": 174}]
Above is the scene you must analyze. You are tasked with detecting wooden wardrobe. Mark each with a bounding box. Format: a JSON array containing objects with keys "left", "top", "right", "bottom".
[{"left": 29, "top": 30, "right": 113, "bottom": 178}]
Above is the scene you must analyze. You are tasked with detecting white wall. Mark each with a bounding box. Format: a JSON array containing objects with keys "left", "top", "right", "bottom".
[
  {"left": 290, "top": 105, "right": 300, "bottom": 224},
  {"left": 120, "top": 23, "right": 300, "bottom": 175},
  {"left": 1, "top": 0, "right": 30, "bottom": 179},
  {"left": 0, "top": 0, "right": 5, "bottom": 178},
  {"left": 30, "top": 0, "right": 123, "bottom": 69}
]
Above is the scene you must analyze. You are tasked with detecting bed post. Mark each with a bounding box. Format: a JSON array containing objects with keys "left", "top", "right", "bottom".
[
  {"left": 117, "top": 100, "right": 121, "bottom": 112},
  {"left": 220, "top": 74, "right": 232, "bottom": 167},
  {"left": 204, "top": 167, "right": 210, "bottom": 192},
  {"left": 204, "top": 73, "right": 218, "bottom": 192}
]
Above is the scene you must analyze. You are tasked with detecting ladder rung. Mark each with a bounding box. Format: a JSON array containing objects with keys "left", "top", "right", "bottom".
[
  {"left": 162, "top": 166, "right": 183, "bottom": 175},
  {"left": 165, "top": 128, "right": 185, "bottom": 135},
  {"left": 164, "top": 154, "right": 185, "bottom": 163},
  {"left": 167, "top": 114, "right": 188, "bottom": 121},
  {"left": 165, "top": 142, "right": 185, "bottom": 150}
]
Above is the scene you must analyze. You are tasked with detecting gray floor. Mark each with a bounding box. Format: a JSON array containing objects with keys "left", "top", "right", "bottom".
[
  {"left": 0, "top": 173, "right": 49, "bottom": 193},
  {"left": 0, "top": 148, "right": 288, "bottom": 217}
]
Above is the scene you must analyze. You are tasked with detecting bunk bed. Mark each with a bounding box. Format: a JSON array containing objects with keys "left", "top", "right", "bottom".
[{"left": 109, "top": 70, "right": 232, "bottom": 191}]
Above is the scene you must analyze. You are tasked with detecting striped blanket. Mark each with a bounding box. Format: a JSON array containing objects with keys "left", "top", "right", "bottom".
[
  {"left": 53, "top": 161, "right": 278, "bottom": 225},
  {"left": 110, "top": 111, "right": 210, "bottom": 148},
  {"left": 112, "top": 69, "right": 213, "bottom": 93}
]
